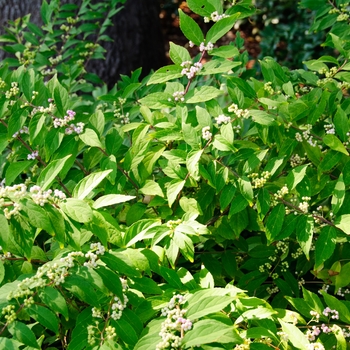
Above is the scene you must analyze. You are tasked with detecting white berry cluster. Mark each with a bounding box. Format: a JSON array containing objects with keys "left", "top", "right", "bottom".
[
  {"left": 199, "top": 42, "right": 214, "bottom": 52},
  {"left": 5, "top": 82, "right": 20, "bottom": 99},
  {"left": 215, "top": 114, "right": 231, "bottom": 125},
  {"left": 111, "top": 293, "right": 129, "bottom": 320},
  {"left": 0, "top": 245, "right": 11, "bottom": 261},
  {"left": 1, "top": 305, "right": 17, "bottom": 324},
  {"left": 27, "top": 150, "right": 39, "bottom": 160},
  {"left": 0, "top": 183, "right": 67, "bottom": 218},
  {"left": 65, "top": 121, "right": 85, "bottom": 135},
  {"left": 307, "top": 343, "right": 325, "bottom": 350},
  {"left": 27, "top": 98, "right": 56, "bottom": 115},
  {"left": 202, "top": 126, "right": 212, "bottom": 140},
  {"left": 264, "top": 82, "right": 274, "bottom": 94},
  {"left": 295, "top": 124, "right": 317, "bottom": 147},
  {"left": 52, "top": 109, "right": 84, "bottom": 135},
  {"left": 30, "top": 185, "right": 66, "bottom": 206},
  {"left": 324, "top": 123, "right": 335, "bottom": 134},
  {"left": 156, "top": 294, "right": 192, "bottom": 350},
  {"left": 228, "top": 103, "right": 250, "bottom": 119},
  {"left": 180, "top": 61, "right": 203, "bottom": 79},
  {"left": 248, "top": 171, "right": 271, "bottom": 189},
  {"left": 234, "top": 339, "right": 252, "bottom": 350},
  {"left": 166, "top": 219, "right": 182, "bottom": 229},
  {"left": 12, "top": 126, "right": 29, "bottom": 138},
  {"left": 168, "top": 91, "right": 185, "bottom": 102},
  {"left": 298, "top": 196, "right": 311, "bottom": 213},
  {"left": 204, "top": 11, "right": 229, "bottom": 23},
  {"left": 277, "top": 331, "right": 289, "bottom": 342},
  {"left": 1, "top": 243, "right": 114, "bottom": 330},
  {"left": 266, "top": 285, "right": 279, "bottom": 295},
  {"left": 84, "top": 242, "right": 106, "bottom": 268},
  {"left": 290, "top": 153, "right": 306, "bottom": 167},
  {"left": 274, "top": 185, "right": 289, "bottom": 201},
  {"left": 0, "top": 77, "right": 6, "bottom": 89}
]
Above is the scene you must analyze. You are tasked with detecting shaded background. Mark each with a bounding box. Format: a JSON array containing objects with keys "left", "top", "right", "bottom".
[{"left": 0, "top": 0, "right": 328, "bottom": 86}]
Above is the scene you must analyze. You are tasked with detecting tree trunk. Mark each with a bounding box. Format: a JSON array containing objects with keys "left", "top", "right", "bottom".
[{"left": 0, "top": 0, "right": 166, "bottom": 86}]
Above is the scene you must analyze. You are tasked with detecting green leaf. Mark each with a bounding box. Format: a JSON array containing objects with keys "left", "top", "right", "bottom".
[
  {"left": 238, "top": 176, "right": 254, "bottom": 205},
  {"left": 303, "top": 59, "right": 329, "bottom": 72},
  {"left": 335, "top": 262, "right": 350, "bottom": 291},
  {"left": 79, "top": 128, "right": 103, "bottom": 148},
  {"left": 22, "top": 69, "right": 35, "bottom": 102},
  {"left": 323, "top": 134, "right": 349, "bottom": 155},
  {"left": 279, "top": 319, "right": 310, "bottom": 349},
  {"left": 179, "top": 9, "right": 204, "bottom": 46},
  {"left": 5, "top": 161, "right": 33, "bottom": 186},
  {"left": 187, "top": 86, "right": 223, "bottom": 103},
  {"left": 206, "top": 14, "right": 240, "bottom": 44},
  {"left": 187, "top": 0, "right": 216, "bottom": 16},
  {"left": 60, "top": 198, "right": 93, "bottom": 223},
  {"left": 41, "top": 0, "right": 52, "bottom": 25},
  {"left": 183, "top": 319, "right": 242, "bottom": 347},
  {"left": 93, "top": 194, "right": 135, "bottom": 209},
  {"left": 331, "top": 173, "right": 345, "bottom": 214},
  {"left": 37, "top": 154, "right": 71, "bottom": 191},
  {"left": 111, "top": 317, "right": 138, "bottom": 346},
  {"left": 219, "top": 182, "right": 236, "bottom": 210},
  {"left": 329, "top": 33, "right": 348, "bottom": 58},
  {"left": 124, "top": 219, "right": 162, "bottom": 247},
  {"left": 63, "top": 275, "right": 101, "bottom": 308},
  {"left": 99, "top": 252, "right": 142, "bottom": 278},
  {"left": 186, "top": 149, "right": 203, "bottom": 180},
  {"left": 88, "top": 110, "right": 105, "bottom": 137},
  {"left": 286, "top": 164, "right": 308, "bottom": 190},
  {"left": 186, "top": 294, "right": 235, "bottom": 320},
  {"left": 138, "top": 92, "right": 174, "bottom": 109},
  {"left": 39, "top": 287, "right": 69, "bottom": 319},
  {"left": 250, "top": 110, "right": 277, "bottom": 126},
  {"left": 221, "top": 123, "right": 234, "bottom": 144},
  {"left": 8, "top": 321, "right": 39, "bottom": 348},
  {"left": 169, "top": 41, "right": 191, "bottom": 65},
  {"left": 333, "top": 324, "right": 347, "bottom": 350},
  {"left": 53, "top": 82, "right": 69, "bottom": 118},
  {"left": 334, "top": 106, "right": 349, "bottom": 141},
  {"left": 265, "top": 204, "right": 285, "bottom": 243},
  {"left": 147, "top": 65, "right": 183, "bottom": 85},
  {"left": 95, "top": 266, "right": 123, "bottom": 300},
  {"left": 173, "top": 231, "right": 194, "bottom": 262},
  {"left": 315, "top": 226, "right": 337, "bottom": 268},
  {"left": 159, "top": 266, "right": 184, "bottom": 289},
  {"left": 257, "top": 188, "right": 270, "bottom": 219},
  {"left": 27, "top": 304, "right": 59, "bottom": 333},
  {"left": 229, "top": 194, "right": 248, "bottom": 217},
  {"left": 302, "top": 288, "right": 325, "bottom": 317},
  {"left": 296, "top": 215, "right": 314, "bottom": 260},
  {"left": 321, "top": 291, "right": 350, "bottom": 323},
  {"left": 131, "top": 277, "right": 163, "bottom": 295},
  {"left": 73, "top": 170, "right": 112, "bottom": 200},
  {"left": 0, "top": 261, "right": 4, "bottom": 284},
  {"left": 134, "top": 320, "right": 162, "bottom": 350},
  {"left": 167, "top": 179, "right": 186, "bottom": 207},
  {"left": 335, "top": 214, "right": 350, "bottom": 235},
  {"left": 21, "top": 200, "right": 54, "bottom": 234},
  {"left": 0, "top": 338, "right": 23, "bottom": 349},
  {"left": 318, "top": 150, "right": 343, "bottom": 173},
  {"left": 139, "top": 180, "right": 164, "bottom": 198}
]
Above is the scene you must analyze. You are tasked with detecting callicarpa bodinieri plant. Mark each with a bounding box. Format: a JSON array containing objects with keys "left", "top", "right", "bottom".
[{"left": 1, "top": 0, "right": 350, "bottom": 349}]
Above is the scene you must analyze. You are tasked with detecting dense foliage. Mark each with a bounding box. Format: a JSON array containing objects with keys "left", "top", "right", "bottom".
[{"left": 1, "top": 0, "right": 350, "bottom": 349}]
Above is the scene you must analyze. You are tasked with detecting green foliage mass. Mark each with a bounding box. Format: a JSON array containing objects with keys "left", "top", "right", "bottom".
[{"left": 1, "top": 0, "right": 350, "bottom": 349}]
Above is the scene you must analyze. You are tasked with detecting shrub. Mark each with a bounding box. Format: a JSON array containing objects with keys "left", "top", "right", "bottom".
[{"left": 0, "top": 0, "right": 350, "bottom": 349}]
